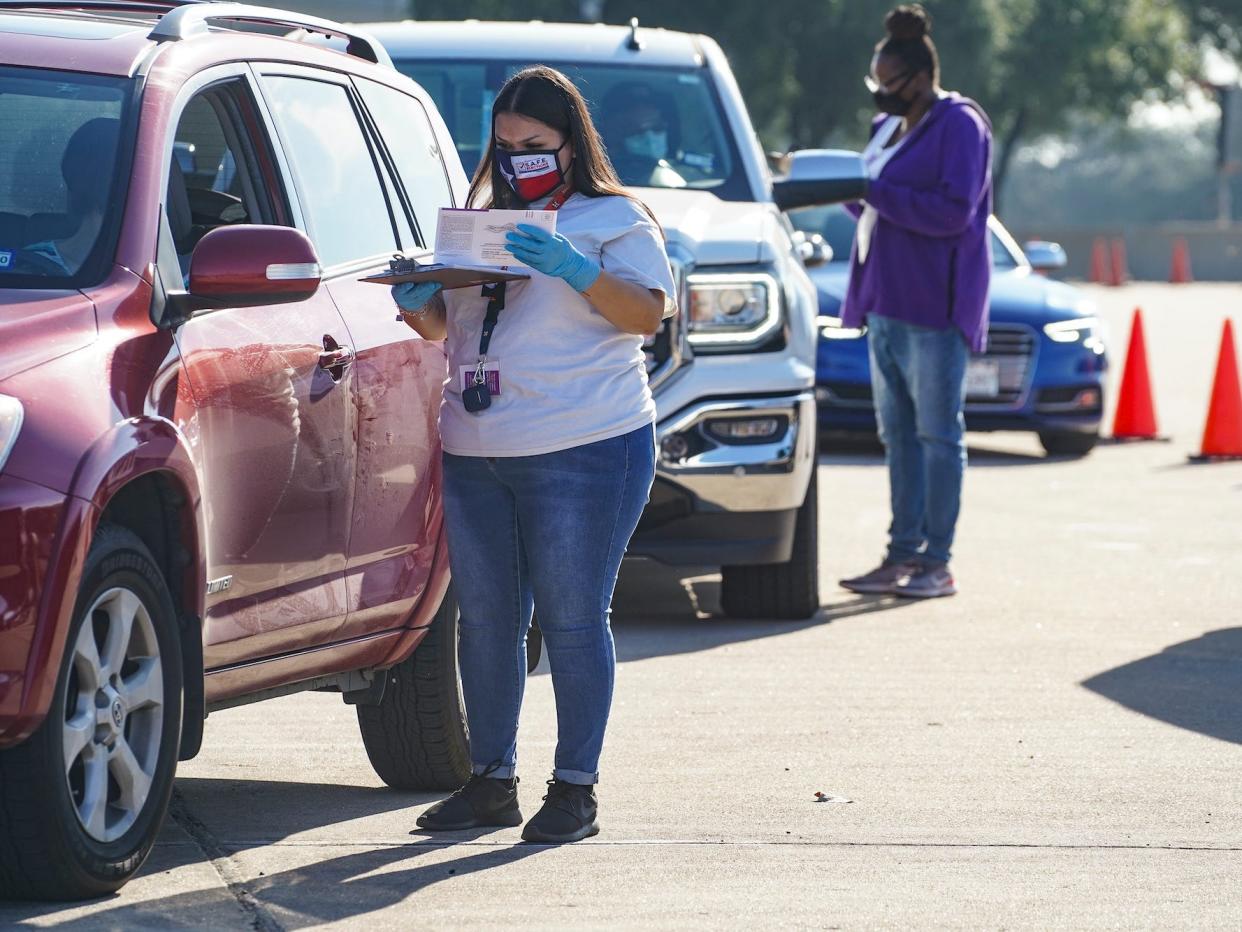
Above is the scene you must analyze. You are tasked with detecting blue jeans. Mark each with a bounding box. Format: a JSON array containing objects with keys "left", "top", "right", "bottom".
[
  {"left": 441, "top": 425, "right": 655, "bottom": 785},
  {"left": 866, "top": 314, "right": 969, "bottom": 566}
]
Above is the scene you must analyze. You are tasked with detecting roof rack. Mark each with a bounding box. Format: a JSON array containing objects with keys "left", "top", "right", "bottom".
[
  {"left": 0, "top": 1, "right": 392, "bottom": 67},
  {"left": 149, "top": 2, "right": 392, "bottom": 67},
  {"left": 626, "top": 16, "right": 643, "bottom": 51}
]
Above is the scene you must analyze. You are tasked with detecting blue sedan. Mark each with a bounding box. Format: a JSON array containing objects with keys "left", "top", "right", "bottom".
[{"left": 790, "top": 206, "right": 1109, "bottom": 456}]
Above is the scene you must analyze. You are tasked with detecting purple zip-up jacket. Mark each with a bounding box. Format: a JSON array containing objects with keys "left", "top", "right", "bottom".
[{"left": 841, "top": 93, "right": 993, "bottom": 351}]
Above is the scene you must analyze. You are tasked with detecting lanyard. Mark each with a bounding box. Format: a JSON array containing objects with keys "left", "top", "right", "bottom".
[
  {"left": 476, "top": 282, "right": 505, "bottom": 362},
  {"left": 543, "top": 183, "right": 575, "bottom": 212},
  {"left": 471, "top": 184, "right": 574, "bottom": 380}
]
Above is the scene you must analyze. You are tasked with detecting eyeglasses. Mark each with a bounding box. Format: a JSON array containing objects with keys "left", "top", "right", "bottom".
[{"left": 864, "top": 70, "right": 916, "bottom": 95}]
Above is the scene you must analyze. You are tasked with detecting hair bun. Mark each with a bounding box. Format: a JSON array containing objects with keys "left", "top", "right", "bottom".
[{"left": 885, "top": 4, "right": 931, "bottom": 41}]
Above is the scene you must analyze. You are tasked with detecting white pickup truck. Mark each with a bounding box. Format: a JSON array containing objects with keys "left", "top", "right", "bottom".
[{"left": 365, "top": 19, "right": 862, "bottom": 619}]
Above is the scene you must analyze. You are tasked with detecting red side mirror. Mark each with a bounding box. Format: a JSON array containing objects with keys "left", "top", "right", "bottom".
[{"left": 189, "top": 225, "right": 321, "bottom": 307}]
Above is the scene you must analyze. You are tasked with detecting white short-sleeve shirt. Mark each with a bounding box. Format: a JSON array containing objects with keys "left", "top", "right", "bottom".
[{"left": 439, "top": 192, "right": 676, "bottom": 458}]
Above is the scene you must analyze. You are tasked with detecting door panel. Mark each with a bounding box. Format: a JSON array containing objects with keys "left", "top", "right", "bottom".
[
  {"left": 328, "top": 272, "right": 445, "bottom": 636},
  {"left": 179, "top": 299, "right": 357, "bottom": 667},
  {"left": 166, "top": 76, "right": 357, "bottom": 669},
  {"left": 331, "top": 78, "right": 461, "bottom": 635},
  {"left": 255, "top": 68, "right": 442, "bottom": 637}
]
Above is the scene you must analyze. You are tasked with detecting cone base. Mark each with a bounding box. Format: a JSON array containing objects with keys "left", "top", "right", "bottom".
[
  {"left": 1102, "top": 434, "right": 1171, "bottom": 444},
  {"left": 1188, "top": 453, "right": 1242, "bottom": 463}
]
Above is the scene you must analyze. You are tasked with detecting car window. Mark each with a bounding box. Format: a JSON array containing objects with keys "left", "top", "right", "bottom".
[
  {"left": 0, "top": 66, "right": 130, "bottom": 286},
  {"left": 989, "top": 229, "right": 1020, "bottom": 268},
  {"left": 396, "top": 59, "right": 750, "bottom": 202},
  {"left": 789, "top": 204, "right": 1022, "bottom": 269},
  {"left": 168, "top": 84, "right": 284, "bottom": 279},
  {"left": 262, "top": 76, "right": 399, "bottom": 267},
  {"left": 356, "top": 78, "right": 454, "bottom": 247}
]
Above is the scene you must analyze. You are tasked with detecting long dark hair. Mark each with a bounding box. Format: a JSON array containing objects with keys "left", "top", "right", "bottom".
[
  {"left": 468, "top": 65, "right": 651, "bottom": 220},
  {"left": 876, "top": 4, "right": 940, "bottom": 85}
]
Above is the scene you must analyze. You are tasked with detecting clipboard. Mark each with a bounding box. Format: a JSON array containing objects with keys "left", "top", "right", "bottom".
[{"left": 361, "top": 258, "right": 530, "bottom": 290}]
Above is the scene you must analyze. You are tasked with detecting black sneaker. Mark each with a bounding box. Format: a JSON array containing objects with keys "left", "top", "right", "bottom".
[
  {"left": 521, "top": 778, "right": 600, "bottom": 843},
  {"left": 415, "top": 772, "right": 522, "bottom": 831},
  {"left": 895, "top": 562, "right": 957, "bottom": 599},
  {"left": 839, "top": 558, "right": 919, "bottom": 594}
]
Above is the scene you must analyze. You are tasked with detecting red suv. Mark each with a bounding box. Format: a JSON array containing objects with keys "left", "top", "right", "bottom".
[{"left": 0, "top": 1, "right": 474, "bottom": 900}]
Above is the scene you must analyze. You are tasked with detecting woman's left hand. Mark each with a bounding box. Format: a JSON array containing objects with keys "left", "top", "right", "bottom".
[{"left": 504, "top": 223, "right": 600, "bottom": 292}]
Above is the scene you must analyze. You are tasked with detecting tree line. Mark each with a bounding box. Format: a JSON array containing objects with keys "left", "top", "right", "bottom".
[{"left": 409, "top": 0, "right": 1242, "bottom": 199}]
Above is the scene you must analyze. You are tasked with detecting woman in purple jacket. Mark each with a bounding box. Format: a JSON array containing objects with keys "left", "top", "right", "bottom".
[{"left": 838, "top": 4, "right": 993, "bottom": 599}]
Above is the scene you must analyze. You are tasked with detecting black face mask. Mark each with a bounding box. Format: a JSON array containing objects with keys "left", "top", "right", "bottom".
[
  {"left": 873, "top": 89, "right": 912, "bottom": 116},
  {"left": 871, "top": 71, "right": 918, "bottom": 116}
]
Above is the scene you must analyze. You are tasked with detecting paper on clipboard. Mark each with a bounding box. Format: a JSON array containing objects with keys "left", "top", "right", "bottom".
[{"left": 435, "top": 207, "right": 557, "bottom": 268}]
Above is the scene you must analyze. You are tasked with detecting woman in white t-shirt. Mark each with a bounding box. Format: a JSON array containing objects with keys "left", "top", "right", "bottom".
[{"left": 391, "top": 65, "right": 675, "bottom": 843}]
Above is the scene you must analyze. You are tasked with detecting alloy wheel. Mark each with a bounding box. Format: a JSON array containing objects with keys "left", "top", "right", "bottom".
[{"left": 61, "top": 586, "right": 165, "bottom": 843}]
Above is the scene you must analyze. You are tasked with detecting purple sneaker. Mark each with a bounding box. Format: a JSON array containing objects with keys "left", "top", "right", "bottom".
[
  {"left": 895, "top": 563, "right": 957, "bottom": 598},
  {"left": 839, "top": 559, "right": 919, "bottom": 595}
]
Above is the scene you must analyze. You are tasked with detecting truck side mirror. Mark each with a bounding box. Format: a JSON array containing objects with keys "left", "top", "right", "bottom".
[{"left": 772, "top": 149, "right": 868, "bottom": 212}]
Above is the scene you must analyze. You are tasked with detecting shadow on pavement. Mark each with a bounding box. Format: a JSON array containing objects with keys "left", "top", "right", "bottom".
[
  {"left": 964, "top": 444, "right": 1072, "bottom": 467},
  {"left": 584, "top": 559, "right": 918, "bottom": 668},
  {"left": 818, "top": 433, "right": 1080, "bottom": 467},
  {"left": 1, "top": 781, "right": 546, "bottom": 929},
  {"left": 1081, "top": 627, "right": 1242, "bottom": 746},
  {"left": 0, "top": 836, "right": 218, "bottom": 928},
  {"left": 14, "top": 840, "right": 546, "bottom": 930},
  {"left": 172, "top": 778, "right": 440, "bottom": 846}
]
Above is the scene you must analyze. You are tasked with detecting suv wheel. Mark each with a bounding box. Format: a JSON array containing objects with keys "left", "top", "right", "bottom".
[
  {"left": 720, "top": 467, "right": 821, "bottom": 620},
  {"left": 0, "top": 525, "right": 183, "bottom": 901},
  {"left": 356, "top": 589, "right": 471, "bottom": 790},
  {"left": 1039, "top": 429, "right": 1099, "bottom": 457}
]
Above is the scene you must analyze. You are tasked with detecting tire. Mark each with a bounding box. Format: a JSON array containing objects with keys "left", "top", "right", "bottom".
[
  {"left": 0, "top": 525, "right": 183, "bottom": 901},
  {"left": 720, "top": 467, "right": 821, "bottom": 620},
  {"left": 357, "top": 589, "right": 471, "bottom": 790},
  {"left": 1039, "top": 429, "right": 1099, "bottom": 457}
]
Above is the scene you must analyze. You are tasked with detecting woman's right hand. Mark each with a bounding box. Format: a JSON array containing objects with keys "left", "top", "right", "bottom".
[{"left": 391, "top": 280, "right": 443, "bottom": 312}]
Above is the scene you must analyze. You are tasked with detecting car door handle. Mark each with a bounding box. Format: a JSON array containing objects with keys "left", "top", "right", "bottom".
[{"left": 318, "top": 337, "right": 355, "bottom": 378}]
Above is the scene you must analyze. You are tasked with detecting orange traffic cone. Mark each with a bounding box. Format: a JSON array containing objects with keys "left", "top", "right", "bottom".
[
  {"left": 1111, "top": 307, "right": 1161, "bottom": 440},
  {"left": 1169, "top": 237, "right": 1193, "bottom": 284},
  {"left": 1089, "top": 237, "right": 1111, "bottom": 284},
  {"left": 1191, "top": 319, "right": 1242, "bottom": 461},
  {"left": 1109, "top": 238, "right": 1129, "bottom": 286}
]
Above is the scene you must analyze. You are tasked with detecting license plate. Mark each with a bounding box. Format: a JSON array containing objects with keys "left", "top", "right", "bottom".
[{"left": 965, "top": 358, "right": 1001, "bottom": 397}]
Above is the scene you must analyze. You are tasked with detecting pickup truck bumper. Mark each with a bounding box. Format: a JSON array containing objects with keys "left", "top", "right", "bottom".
[{"left": 628, "top": 392, "right": 816, "bottom": 566}]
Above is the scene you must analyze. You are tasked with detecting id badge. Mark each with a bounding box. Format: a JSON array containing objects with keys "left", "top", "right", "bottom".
[{"left": 459, "top": 360, "right": 501, "bottom": 396}]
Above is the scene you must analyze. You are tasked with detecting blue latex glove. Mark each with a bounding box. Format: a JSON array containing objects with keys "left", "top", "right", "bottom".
[
  {"left": 504, "top": 223, "right": 601, "bottom": 293},
  {"left": 391, "top": 280, "right": 442, "bottom": 313}
]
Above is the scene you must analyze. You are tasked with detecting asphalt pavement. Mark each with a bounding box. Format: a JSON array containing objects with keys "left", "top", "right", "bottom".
[{"left": 4, "top": 284, "right": 1240, "bottom": 929}]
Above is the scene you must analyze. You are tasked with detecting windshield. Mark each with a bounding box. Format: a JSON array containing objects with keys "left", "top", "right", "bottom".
[
  {"left": 789, "top": 204, "right": 1021, "bottom": 269},
  {"left": 0, "top": 67, "right": 130, "bottom": 288},
  {"left": 395, "top": 59, "right": 751, "bottom": 201}
]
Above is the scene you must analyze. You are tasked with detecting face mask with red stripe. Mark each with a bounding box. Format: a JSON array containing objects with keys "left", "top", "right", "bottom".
[{"left": 496, "top": 139, "right": 569, "bottom": 202}]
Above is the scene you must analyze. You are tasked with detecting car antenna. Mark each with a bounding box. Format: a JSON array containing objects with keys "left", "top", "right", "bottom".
[{"left": 627, "top": 17, "right": 644, "bottom": 51}]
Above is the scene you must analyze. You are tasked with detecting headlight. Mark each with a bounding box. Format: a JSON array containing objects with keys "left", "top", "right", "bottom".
[
  {"left": 1043, "top": 316, "right": 1098, "bottom": 344},
  {"left": 817, "top": 314, "right": 865, "bottom": 340},
  {"left": 0, "top": 395, "right": 24, "bottom": 472},
  {"left": 686, "top": 271, "right": 782, "bottom": 349}
]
